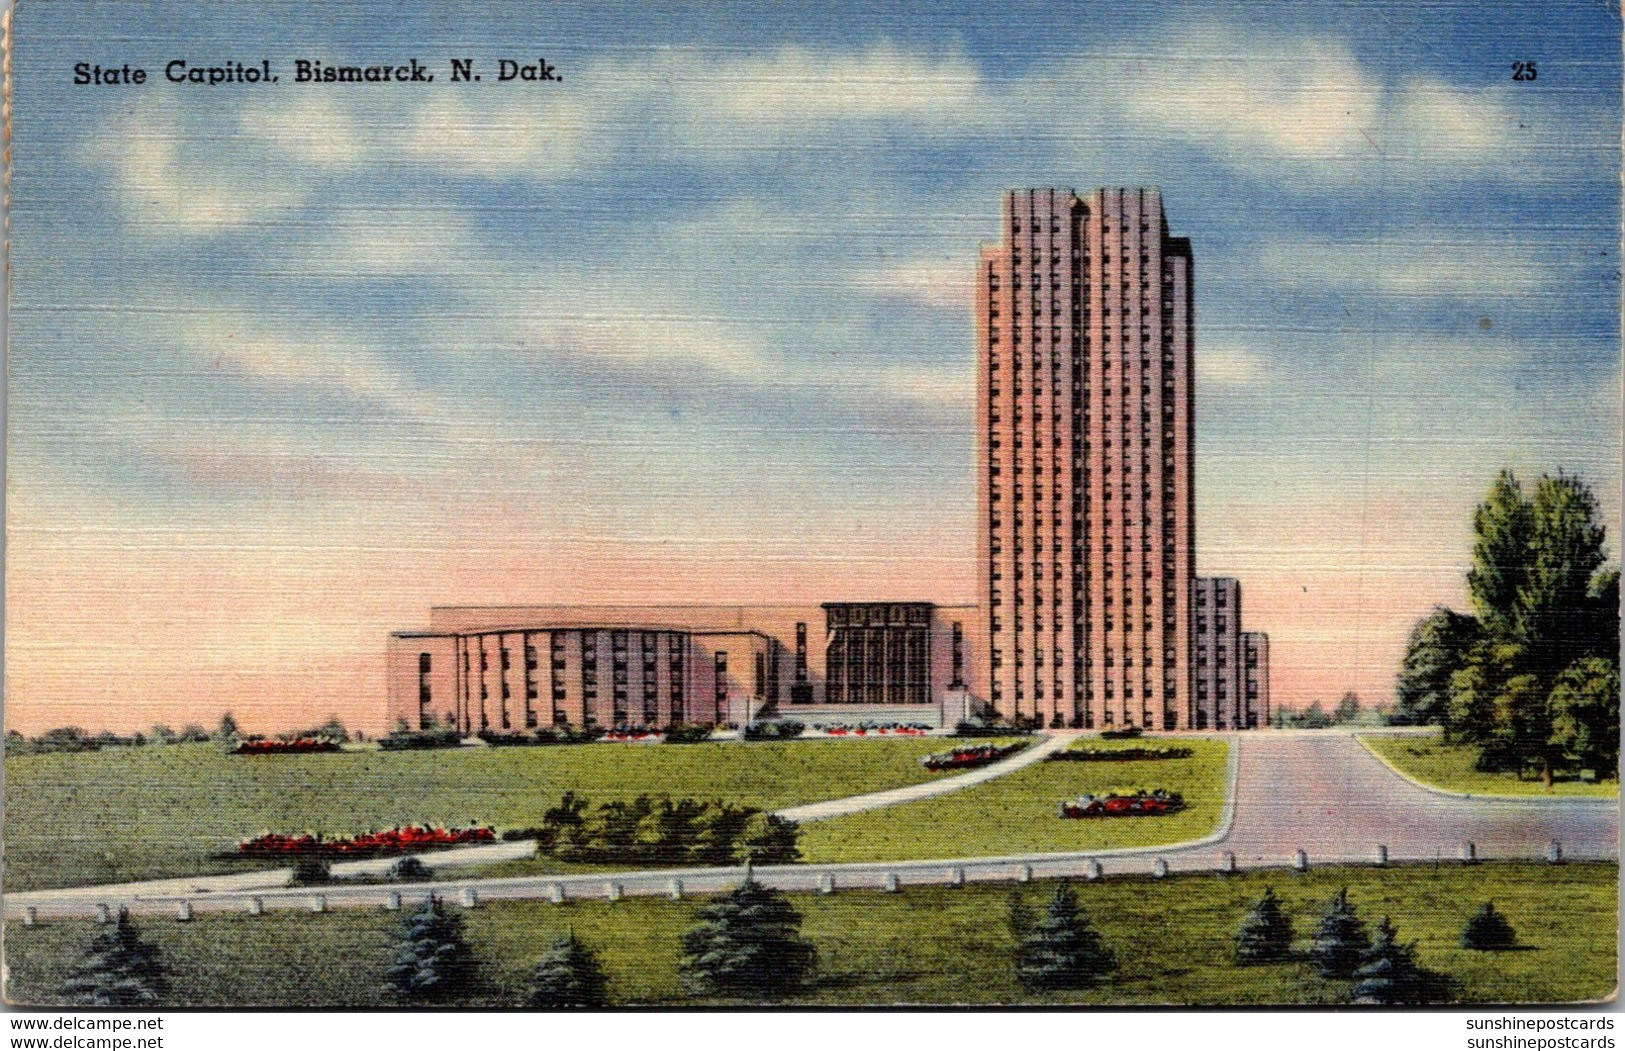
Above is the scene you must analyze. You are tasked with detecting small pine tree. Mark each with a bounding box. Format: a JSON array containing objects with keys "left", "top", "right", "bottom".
[
  {"left": 1310, "top": 888, "right": 1368, "bottom": 979},
  {"left": 527, "top": 929, "right": 609, "bottom": 1008},
  {"left": 1460, "top": 901, "right": 1517, "bottom": 951},
  {"left": 1234, "top": 886, "right": 1295, "bottom": 964},
  {"left": 679, "top": 876, "right": 816, "bottom": 996},
  {"left": 382, "top": 895, "right": 477, "bottom": 1005},
  {"left": 60, "top": 910, "right": 168, "bottom": 1006},
  {"left": 1352, "top": 917, "right": 1432, "bottom": 1005},
  {"left": 1016, "top": 882, "right": 1115, "bottom": 990}
]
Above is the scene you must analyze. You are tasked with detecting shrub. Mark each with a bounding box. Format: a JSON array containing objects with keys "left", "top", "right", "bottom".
[
  {"left": 1234, "top": 887, "right": 1294, "bottom": 964},
  {"left": 527, "top": 930, "right": 609, "bottom": 1008},
  {"left": 743, "top": 721, "right": 805, "bottom": 741},
  {"left": 953, "top": 719, "right": 1034, "bottom": 737},
  {"left": 387, "top": 856, "right": 434, "bottom": 883},
  {"left": 382, "top": 896, "right": 477, "bottom": 1005},
  {"left": 379, "top": 725, "right": 463, "bottom": 751},
  {"left": 290, "top": 854, "right": 331, "bottom": 886},
  {"left": 1016, "top": 882, "right": 1115, "bottom": 990},
  {"left": 1309, "top": 888, "right": 1368, "bottom": 979},
  {"left": 1460, "top": 901, "right": 1518, "bottom": 951},
  {"left": 662, "top": 723, "right": 714, "bottom": 744},
  {"left": 60, "top": 910, "right": 167, "bottom": 1006}
]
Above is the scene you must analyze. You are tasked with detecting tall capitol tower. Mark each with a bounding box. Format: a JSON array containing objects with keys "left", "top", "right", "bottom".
[{"left": 975, "top": 187, "right": 1196, "bottom": 730}]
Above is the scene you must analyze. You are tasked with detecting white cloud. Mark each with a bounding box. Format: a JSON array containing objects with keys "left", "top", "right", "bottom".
[
  {"left": 682, "top": 42, "right": 984, "bottom": 126},
  {"left": 852, "top": 259, "right": 973, "bottom": 310},
  {"left": 86, "top": 99, "right": 309, "bottom": 231},
  {"left": 237, "top": 95, "right": 366, "bottom": 168},
  {"left": 175, "top": 311, "right": 437, "bottom": 422},
  {"left": 1198, "top": 344, "right": 1268, "bottom": 387},
  {"left": 1118, "top": 28, "right": 1383, "bottom": 165}
]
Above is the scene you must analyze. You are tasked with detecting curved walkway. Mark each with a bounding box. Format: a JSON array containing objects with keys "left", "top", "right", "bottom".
[
  {"left": 7, "top": 733, "right": 1616, "bottom": 921},
  {"left": 774, "top": 733, "right": 1070, "bottom": 822}
]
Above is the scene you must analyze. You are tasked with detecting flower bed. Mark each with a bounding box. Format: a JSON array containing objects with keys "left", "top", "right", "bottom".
[
  {"left": 917, "top": 740, "right": 1027, "bottom": 772},
  {"left": 815, "top": 722, "right": 932, "bottom": 737},
  {"left": 1057, "top": 789, "right": 1185, "bottom": 818},
  {"left": 230, "top": 737, "right": 340, "bottom": 756},
  {"left": 236, "top": 824, "right": 496, "bottom": 858},
  {"left": 1048, "top": 745, "right": 1194, "bottom": 763}
]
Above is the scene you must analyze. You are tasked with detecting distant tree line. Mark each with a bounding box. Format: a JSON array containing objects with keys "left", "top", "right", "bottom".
[
  {"left": 6, "top": 713, "right": 354, "bottom": 755},
  {"left": 1272, "top": 691, "right": 1368, "bottom": 729},
  {"left": 1393, "top": 470, "right": 1619, "bottom": 782}
]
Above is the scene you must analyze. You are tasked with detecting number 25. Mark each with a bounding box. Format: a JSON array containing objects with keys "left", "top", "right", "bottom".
[{"left": 1512, "top": 61, "right": 1537, "bottom": 81}]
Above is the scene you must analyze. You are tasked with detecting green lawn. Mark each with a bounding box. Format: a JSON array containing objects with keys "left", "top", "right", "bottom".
[
  {"left": 797, "top": 736, "right": 1229, "bottom": 863},
  {"left": 2, "top": 738, "right": 948, "bottom": 891},
  {"left": 5, "top": 862, "right": 1613, "bottom": 1006},
  {"left": 1360, "top": 733, "right": 1618, "bottom": 799}
]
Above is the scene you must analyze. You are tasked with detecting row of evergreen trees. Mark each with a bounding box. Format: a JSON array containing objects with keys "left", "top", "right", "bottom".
[
  {"left": 1394, "top": 470, "right": 1619, "bottom": 782},
  {"left": 384, "top": 874, "right": 818, "bottom": 1006},
  {"left": 60, "top": 881, "right": 1517, "bottom": 1007},
  {"left": 1235, "top": 887, "right": 1517, "bottom": 1004}
]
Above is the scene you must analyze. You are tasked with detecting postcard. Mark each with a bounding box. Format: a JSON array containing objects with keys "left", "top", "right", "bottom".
[{"left": 3, "top": 0, "right": 1618, "bottom": 1011}]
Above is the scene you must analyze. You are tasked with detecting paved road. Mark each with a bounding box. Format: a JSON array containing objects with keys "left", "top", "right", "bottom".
[
  {"left": 775, "top": 733, "right": 1070, "bottom": 822},
  {"left": 7, "top": 733, "right": 1615, "bottom": 921}
]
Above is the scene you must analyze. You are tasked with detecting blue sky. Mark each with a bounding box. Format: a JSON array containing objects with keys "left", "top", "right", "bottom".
[{"left": 6, "top": 0, "right": 1620, "bottom": 731}]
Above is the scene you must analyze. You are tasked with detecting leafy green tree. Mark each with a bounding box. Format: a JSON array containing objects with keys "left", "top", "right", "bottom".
[
  {"left": 527, "top": 929, "right": 609, "bottom": 1008},
  {"left": 654, "top": 797, "right": 708, "bottom": 865},
  {"left": 1444, "top": 470, "right": 1618, "bottom": 782},
  {"left": 1309, "top": 888, "right": 1367, "bottom": 979},
  {"left": 1234, "top": 887, "right": 1294, "bottom": 964},
  {"left": 1394, "top": 608, "right": 1481, "bottom": 726},
  {"left": 1459, "top": 902, "right": 1517, "bottom": 951},
  {"left": 1334, "top": 692, "right": 1362, "bottom": 725},
  {"left": 60, "top": 910, "right": 167, "bottom": 1006},
  {"left": 149, "top": 724, "right": 180, "bottom": 745},
  {"left": 1467, "top": 470, "right": 1535, "bottom": 638},
  {"left": 539, "top": 790, "right": 589, "bottom": 854},
  {"left": 688, "top": 802, "right": 753, "bottom": 867},
  {"left": 735, "top": 813, "right": 801, "bottom": 865},
  {"left": 383, "top": 896, "right": 477, "bottom": 1005},
  {"left": 1548, "top": 657, "right": 1620, "bottom": 778},
  {"left": 1582, "top": 568, "right": 1621, "bottom": 661},
  {"left": 679, "top": 875, "right": 816, "bottom": 996},
  {"left": 1015, "top": 882, "right": 1115, "bottom": 990},
  {"left": 214, "top": 712, "right": 241, "bottom": 743},
  {"left": 1522, "top": 473, "right": 1607, "bottom": 664}
]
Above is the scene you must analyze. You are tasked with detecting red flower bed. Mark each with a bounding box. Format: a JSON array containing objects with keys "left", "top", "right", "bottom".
[
  {"left": 231, "top": 738, "right": 340, "bottom": 755},
  {"left": 918, "top": 740, "right": 1027, "bottom": 772},
  {"left": 603, "top": 730, "right": 659, "bottom": 742},
  {"left": 1057, "top": 790, "right": 1185, "bottom": 818},
  {"left": 237, "top": 824, "right": 496, "bottom": 858}
]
